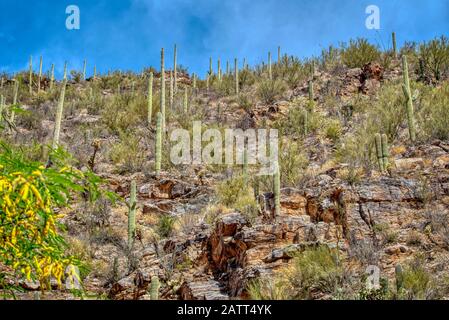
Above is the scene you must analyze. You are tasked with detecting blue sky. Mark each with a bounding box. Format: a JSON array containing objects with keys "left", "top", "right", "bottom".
[{"left": 0, "top": 0, "right": 448, "bottom": 78}]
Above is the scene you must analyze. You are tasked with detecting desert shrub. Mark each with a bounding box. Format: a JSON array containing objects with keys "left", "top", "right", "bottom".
[
  {"left": 156, "top": 215, "right": 177, "bottom": 238},
  {"left": 238, "top": 69, "right": 256, "bottom": 89},
  {"left": 256, "top": 79, "right": 287, "bottom": 105},
  {"left": 341, "top": 38, "right": 381, "bottom": 68},
  {"left": 249, "top": 246, "right": 346, "bottom": 300},
  {"left": 108, "top": 131, "right": 146, "bottom": 173},
  {"left": 418, "top": 36, "right": 449, "bottom": 81},
  {"left": 0, "top": 142, "right": 108, "bottom": 290},
  {"left": 419, "top": 83, "right": 449, "bottom": 141},
  {"left": 373, "top": 223, "right": 398, "bottom": 244},
  {"left": 397, "top": 257, "right": 437, "bottom": 300},
  {"left": 323, "top": 119, "right": 342, "bottom": 143},
  {"left": 320, "top": 45, "right": 342, "bottom": 72},
  {"left": 274, "top": 104, "right": 323, "bottom": 138},
  {"left": 216, "top": 176, "right": 258, "bottom": 222},
  {"left": 279, "top": 139, "right": 309, "bottom": 187}
]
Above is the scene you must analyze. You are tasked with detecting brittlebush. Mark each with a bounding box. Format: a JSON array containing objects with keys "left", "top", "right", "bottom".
[{"left": 0, "top": 143, "right": 110, "bottom": 289}]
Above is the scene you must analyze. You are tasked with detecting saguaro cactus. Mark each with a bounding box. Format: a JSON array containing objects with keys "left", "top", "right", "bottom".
[
  {"left": 268, "top": 52, "right": 272, "bottom": 80},
  {"left": 183, "top": 87, "right": 188, "bottom": 113},
  {"left": 10, "top": 80, "right": 19, "bottom": 123},
  {"left": 169, "top": 70, "right": 174, "bottom": 110},
  {"left": 38, "top": 56, "right": 43, "bottom": 93},
  {"left": 83, "top": 59, "right": 87, "bottom": 81},
  {"left": 148, "top": 72, "right": 153, "bottom": 126},
  {"left": 63, "top": 61, "right": 68, "bottom": 81},
  {"left": 29, "top": 56, "right": 33, "bottom": 94},
  {"left": 226, "top": 60, "right": 229, "bottom": 75},
  {"left": 375, "top": 133, "right": 384, "bottom": 172},
  {"left": 401, "top": 55, "right": 416, "bottom": 142},
  {"left": 243, "top": 141, "right": 248, "bottom": 188},
  {"left": 173, "top": 44, "right": 178, "bottom": 93},
  {"left": 128, "top": 180, "right": 137, "bottom": 249},
  {"left": 52, "top": 80, "right": 67, "bottom": 149},
  {"left": 278, "top": 46, "right": 281, "bottom": 65},
  {"left": 50, "top": 64, "right": 55, "bottom": 90},
  {"left": 93, "top": 65, "right": 97, "bottom": 80},
  {"left": 160, "top": 48, "right": 166, "bottom": 130},
  {"left": 209, "top": 57, "right": 213, "bottom": 76},
  {"left": 392, "top": 32, "right": 397, "bottom": 58},
  {"left": 234, "top": 58, "right": 239, "bottom": 95},
  {"left": 381, "top": 134, "right": 389, "bottom": 170},
  {"left": 155, "top": 112, "right": 162, "bottom": 175},
  {"left": 308, "top": 80, "right": 314, "bottom": 107},
  {"left": 0, "top": 95, "right": 4, "bottom": 123},
  {"left": 273, "top": 161, "right": 281, "bottom": 218},
  {"left": 150, "top": 276, "right": 160, "bottom": 300},
  {"left": 395, "top": 264, "right": 403, "bottom": 294},
  {"left": 217, "top": 58, "right": 222, "bottom": 82}
]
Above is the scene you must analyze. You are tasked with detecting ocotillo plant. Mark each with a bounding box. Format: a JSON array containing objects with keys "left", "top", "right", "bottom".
[
  {"left": 147, "top": 72, "right": 153, "bottom": 126},
  {"left": 375, "top": 133, "right": 384, "bottom": 172},
  {"left": 268, "top": 52, "right": 272, "bottom": 80},
  {"left": 82, "top": 59, "right": 87, "bottom": 81},
  {"left": 392, "top": 32, "right": 397, "bottom": 58},
  {"left": 52, "top": 79, "right": 67, "bottom": 150},
  {"left": 169, "top": 70, "right": 174, "bottom": 110},
  {"left": 183, "top": 87, "right": 188, "bottom": 113},
  {"left": 50, "top": 64, "right": 55, "bottom": 90},
  {"left": 273, "top": 161, "right": 281, "bottom": 218},
  {"left": 401, "top": 55, "right": 416, "bottom": 142},
  {"left": 128, "top": 180, "right": 137, "bottom": 249},
  {"left": 234, "top": 58, "right": 239, "bottom": 95},
  {"left": 9, "top": 80, "right": 19, "bottom": 123},
  {"left": 155, "top": 112, "right": 162, "bottom": 175},
  {"left": 381, "top": 134, "right": 389, "bottom": 171},
  {"left": 37, "top": 56, "right": 43, "bottom": 93},
  {"left": 150, "top": 276, "right": 160, "bottom": 300},
  {"left": 29, "top": 56, "right": 33, "bottom": 94},
  {"left": 160, "top": 48, "right": 166, "bottom": 130},
  {"left": 173, "top": 44, "right": 178, "bottom": 93}
]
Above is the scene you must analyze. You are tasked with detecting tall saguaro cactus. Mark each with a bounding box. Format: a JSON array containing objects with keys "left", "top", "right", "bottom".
[
  {"left": 52, "top": 80, "right": 67, "bottom": 150},
  {"left": 217, "top": 58, "right": 222, "bottom": 82},
  {"left": 10, "top": 80, "right": 19, "bottom": 123},
  {"left": 401, "top": 55, "right": 416, "bottom": 142},
  {"left": 160, "top": 48, "right": 166, "bottom": 130},
  {"left": 209, "top": 57, "right": 213, "bottom": 76},
  {"left": 268, "top": 52, "right": 272, "bottom": 80},
  {"left": 273, "top": 161, "right": 281, "bottom": 218},
  {"left": 183, "top": 87, "right": 188, "bottom": 113},
  {"left": 392, "top": 32, "right": 397, "bottom": 58},
  {"left": 308, "top": 80, "right": 314, "bottom": 108},
  {"left": 234, "top": 58, "right": 239, "bottom": 95},
  {"left": 278, "top": 46, "right": 281, "bottom": 65},
  {"left": 38, "top": 56, "right": 43, "bottom": 93},
  {"left": 93, "top": 65, "right": 97, "bottom": 80},
  {"left": 169, "top": 70, "right": 174, "bottom": 110},
  {"left": 50, "top": 64, "right": 55, "bottom": 90},
  {"left": 29, "top": 56, "right": 33, "bottom": 94},
  {"left": 155, "top": 112, "right": 162, "bottom": 176},
  {"left": 83, "top": 59, "right": 87, "bottom": 81},
  {"left": 63, "top": 61, "right": 68, "bottom": 81},
  {"left": 375, "top": 133, "right": 390, "bottom": 172},
  {"left": 173, "top": 44, "right": 178, "bottom": 93},
  {"left": 147, "top": 72, "right": 153, "bottom": 126},
  {"left": 128, "top": 180, "right": 137, "bottom": 249}
]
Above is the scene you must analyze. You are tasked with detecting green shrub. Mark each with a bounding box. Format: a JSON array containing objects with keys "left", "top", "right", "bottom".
[
  {"left": 257, "top": 79, "right": 287, "bottom": 105},
  {"left": 156, "top": 215, "right": 177, "bottom": 238},
  {"left": 341, "top": 38, "right": 381, "bottom": 68},
  {"left": 419, "top": 36, "right": 449, "bottom": 81}
]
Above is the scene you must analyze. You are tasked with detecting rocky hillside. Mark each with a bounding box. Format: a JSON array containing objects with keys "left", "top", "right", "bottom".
[{"left": 1, "top": 36, "right": 449, "bottom": 300}]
